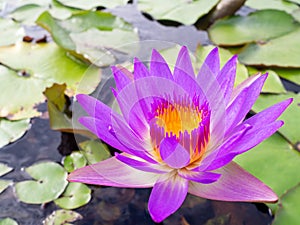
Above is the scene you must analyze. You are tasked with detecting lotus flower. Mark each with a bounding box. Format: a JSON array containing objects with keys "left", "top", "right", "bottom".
[{"left": 68, "top": 46, "right": 292, "bottom": 222}]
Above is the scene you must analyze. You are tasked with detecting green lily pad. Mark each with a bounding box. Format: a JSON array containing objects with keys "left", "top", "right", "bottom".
[
  {"left": 272, "top": 184, "right": 300, "bottom": 225},
  {"left": 252, "top": 92, "right": 300, "bottom": 145},
  {"left": 56, "top": 0, "right": 128, "bottom": 10},
  {"left": 0, "top": 18, "right": 24, "bottom": 46},
  {"left": 273, "top": 68, "right": 300, "bottom": 85},
  {"left": 0, "top": 119, "right": 30, "bottom": 148},
  {"left": 0, "top": 42, "right": 100, "bottom": 120},
  {"left": 43, "top": 210, "right": 82, "bottom": 225},
  {"left": 0, "top": 180, "right": 13, "bottom": 194},
  {"left": 63, "top": 151, "right": 87, "bottom": 173},
  {"left": 286, "top": 0, "right": 300, "bottom": 4},
  {"left": 138, "top": 0, "right": 219, "bottom": 25},
  {"left": 235, "top": 133, "right": 300, "bottom": 210},
  {"left": 15, "top": 161, "right": 68, "bottom": 204},
  {"left": 247, "top": 67, "right": 286, "bottom": 93},
  {"left": 36, "top": 11, "right": 138, "bottom": 67},
  {"left": 9, "top": 0, "right": 79, "bottom": 25},
  {"left": 54, "top": 182, "right": 91, "bottom": 209},
  {"left": 208, "top": 9, "right": 299, "bottom": 46},
  {"left": 0, "top": 163, "right": 13, "bottom": 176},
  {"left": 0, "top": 218, "right": 18, "bottom": 225},
  {"left": 239, "top": 28, "right": 300, "bottom": 67},
  {"left": 79, "top": 140, "right": 111, "bottom": 165},
  {"left": 245, "top": 0, "right": 298, "bottom": 13}
]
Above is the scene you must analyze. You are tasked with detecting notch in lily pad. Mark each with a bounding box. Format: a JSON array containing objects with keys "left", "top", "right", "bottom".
[
  {"left": 15, "top": 161, "right": 68, "bottom": 204},
  {"left": 54, "top": 182, "right": 91, "bottom": 209}
]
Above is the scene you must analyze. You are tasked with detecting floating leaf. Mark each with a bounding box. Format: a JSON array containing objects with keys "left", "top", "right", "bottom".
[
  {"left": 208, "top": 10, "right": 299, "bottom": 46},
  {"left": 0, "top": 180, "right": 13, "bottom": 194},
  {"left": 36, "top": 11, "right": 138, "bottom": 66},
  {"left": 0, "top": 119, "right": 30, "bottom": 148},
  {"left": 272, "top": 184, "right": 300, "bottom": 225},
  {"left": 54, "top": 182, "right": 91, "bottom": 209},
  {"left": 56, "top": 0, "right": 128, "bottom": 10},
  {"left": 245, "top": 0, "right": 298, "bottom": 13},
  {"left": 247, "top": 67, "right": 286, "bottom": 93},
  {"left": 0, "top": 218, "right": 18, "bottom": 225},
  {"left": 235, "top": 133, "right": 300, "bottom": 210},
  {"left": 79, "top": 140, "right": 111, "bottom": 165},
  {"left": 286, "top": 0, "right": 300, "bottom": 4},
  {"left": 63, "top": 152, "right": 87, "bottom": 173},
  {"left": 238, "top": 28, "right": 300, "bottom": 67},
  {"left": 138, "top": 0, "right": 219, "bottom": 25},
  {"left": 274, "top": 68, "right": 300, "bottom": 85},
  {"left": 15, "top": 161, "right": 68, "bottom": 204},
  {"left": 0, "top": 18, "right": 24, "bottom": 46},
  {"left": 252, "top": 92, "right": 300, "bottom": 145},
  {"left": 43, "top": 210, "right": 82, "bottom": 225},
  {"left": 0, "top": 42, "right": 100, "bottom": 120},
  {"left": 0, "top": 163, "right": 13, "bottom": 176}
]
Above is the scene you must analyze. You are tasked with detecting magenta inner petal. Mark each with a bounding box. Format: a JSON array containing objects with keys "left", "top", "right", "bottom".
[
  {"left": 116, "top": 153, "right": 171, "bottom": 174},
  {"left": 178, "top": 170, "right": 221, "bottom": 184},
  {"left": 174, "top": 46, "right": 195, "bottom": 78},
  {"left": 159, "top": 137, "right": 190, "bottom": 169}
]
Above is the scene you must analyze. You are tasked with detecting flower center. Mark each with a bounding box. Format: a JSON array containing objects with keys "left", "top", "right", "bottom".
[
  {"left": 149, "top": 96, "right": 211, "bottom": 166},
  {"left": 155, "top": 102, "right": 202, "bottom": 137}
]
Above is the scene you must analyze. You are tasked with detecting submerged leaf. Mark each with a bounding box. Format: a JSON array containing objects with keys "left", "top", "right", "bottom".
[
  {"left": 54, "top": 182, "right": 91, "bottom": 209},
  {"left": 15, "top": 161, "right": 68, "bottom": 204},
  {"left": 43, "top": 209, "right": 82, "bottom": 225}
]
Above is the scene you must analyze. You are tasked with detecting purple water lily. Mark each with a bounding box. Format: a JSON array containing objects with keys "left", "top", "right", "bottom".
[{"left": 68, "top": 46, "right": 292, "bottom": 222}]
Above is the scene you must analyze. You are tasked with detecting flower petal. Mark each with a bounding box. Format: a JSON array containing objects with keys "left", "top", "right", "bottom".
[
  {"left": 133, "top": 57, "right": 150, "bottom": 79},
  {"left": 150, "top": 49, "right": 173, "bottom": 79},
  {"left": 148, "top": 173, "right": 188, "bottom": 222},
  {"left": 197, "top": 47, "right": 220, "bottom": 81},
  {"left": 68, "top": 156, "right": 160, "bottom": 188},
  {"left": 79, "top": 116, "right": 156, "bottom": 163},
  {"left": 225, "top": 73, "right": 267, "bottom": 133},
  {"left": 159, "top": 137, "right": 190, "bottom": 169},
  {"left": 174, "top": 46, "right": 195, "bottom": 78},
  {"left": 244, "top": 98, "right": 293, "bottom": 128},
  {"left": 178, "top": 170, "right": 221, "bottom": 184},
  {"left": 217, "top": 55, "right": 237, "bottom": 104},
  {"left": 188, "top": 162, "right": 278, "bottom": 202},
  {"left": 116, "top": 153, "right": 171, "bottom": 174},
  {"left": 111, "top": 65, "right": 133, "bottom": 91}
]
